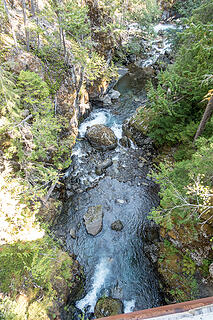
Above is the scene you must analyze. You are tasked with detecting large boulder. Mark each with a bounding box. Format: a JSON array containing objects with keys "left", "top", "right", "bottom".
[
  {"left": 9, "top": 52, "right": 44, "bottom": 79},
  {"left": 94, "top": 297, "right": 123, "bottom": 318},
  {"left": 84, "top": 205, "right": 103, "bottom": 236},
  {"left": 122, "top": 106, "right": 155, "bottom": 152},
  {"left": 85, "top": 124, "right": 117, "bottom": 151}
]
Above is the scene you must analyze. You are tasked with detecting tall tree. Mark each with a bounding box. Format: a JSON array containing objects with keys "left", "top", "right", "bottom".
[
  {"left": 30, "top": 0, "right": 36, "bottom": 16},
  {"left": 2, "top": 0, "right": 18, "bottom": 50},
  {"left": 21, "top": 0, "right": 30, "bottom": 51},
  {"left": 194, "top": 92, "right": 213, "bottom": 141}
]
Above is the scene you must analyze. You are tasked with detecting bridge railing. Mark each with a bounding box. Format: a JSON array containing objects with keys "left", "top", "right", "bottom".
[{"left": 96, "top": 296, "right": 213, "bottom": 320}]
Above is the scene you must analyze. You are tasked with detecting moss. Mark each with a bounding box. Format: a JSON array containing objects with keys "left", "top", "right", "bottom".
[
  {"left": 158, "top": 241, "right": 199, "bottom": 302},
  {"left": 127, "top": 106, "right": 153, "bottom": 138},
  {"left": 94, "top": 297, "right": 123, "bottom": 318}
]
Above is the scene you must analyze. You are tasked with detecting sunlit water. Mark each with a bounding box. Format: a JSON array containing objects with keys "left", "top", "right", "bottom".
[{"left": 57, "top": 24, "right": 179, "bottom": 318}]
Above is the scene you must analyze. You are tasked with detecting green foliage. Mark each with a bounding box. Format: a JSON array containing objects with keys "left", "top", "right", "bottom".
[
  {"left": 182, "top": 254, "right": 196, "bottom": 276},
  {"left": 168, "top": 277, "right": 198, "bottom": 302},
  {"left": 0, "top": 236, "right": 74, "bottom": 296},
  {"left": 3, "top": 69, "right": 72, "bottom": 183},
  {"left": 0, "top": 67, "right": 73, "bottom": 243},
  {"left": 201, "top": 258, "right": 212, "bottom": 276},
  {"left": 192, "top": 1, "right": 213, "bottom": 24},
  {"left": 149, "top": 136, "right": 213, "bottom": 231},
  {"left": 0, "top": 236, "right": 80, "bottom": 320},
  {"left": 174, "top": 0, "right": 208, "bottom": 18},
  {"left": 128, "top": 0, "right": 160, "bottom": 25},
  {"left": 143, "top": 17, "right": 213, "bottom": 146},
  {"left": 61, "top": 1, "right": 90, "bottom": 41},
  {"left": 0, "top": 296, "right": 26, "bottom": 320},
  {"left": 158, "top": 240, "right": 199, "bottom": 302},
  {"left": 0, "top": 238, "right": 45, "bottom": 295}
]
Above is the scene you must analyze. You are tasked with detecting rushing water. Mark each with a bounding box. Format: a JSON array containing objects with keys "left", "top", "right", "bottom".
[
  {"left": 55, "top": 64, "right": 166, "bottom": 319},
  {"left": 56, "top": 23, "right": 180, "bottom": 319}
]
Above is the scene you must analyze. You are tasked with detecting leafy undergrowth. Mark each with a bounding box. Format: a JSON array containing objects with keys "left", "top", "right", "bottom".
[
  {"left": 0, "top": 236, "right": 84, "bottom": 320},
  {"left": 138, "top": 1, "right": 213, "bottom": 302}
]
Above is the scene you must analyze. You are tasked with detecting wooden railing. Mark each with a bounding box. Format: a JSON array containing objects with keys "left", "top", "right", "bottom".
[{"left": 96, "top": 296, "right": 213, "bottom": 320}]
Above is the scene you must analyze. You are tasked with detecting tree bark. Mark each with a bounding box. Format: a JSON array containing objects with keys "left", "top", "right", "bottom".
[
  {"left": 194, "top": 95, "right": 213, "bottom": 141},
  {"left": 30, "top": 0, "right": 36, "bottom": 16},
  {"left": 22, "top": 0, "right": 30, "bottom": 51},
  {"left": 3, "top": 0, "right": 18, "bottom": 50}
]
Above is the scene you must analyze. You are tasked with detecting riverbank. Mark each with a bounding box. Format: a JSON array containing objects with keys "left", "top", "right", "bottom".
[{"left": 1, "top": 1, "right": 212, "bottom": 319}]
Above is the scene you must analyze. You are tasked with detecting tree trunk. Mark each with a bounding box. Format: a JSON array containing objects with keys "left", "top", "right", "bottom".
[
  {"left": 30, "top": 0, "right": 36, "bottom": 16},
  {"left": 3, "top": 0, "right": 18, "bottom": 50},
  {"left": 194, "top": 95, "right": 213, "bottom": 141},
  {"left": 22, "top": 0, "right": 30, "bottom": 51},
  {"left": 57, "top": 12, "right": 67, "bottom": 57}
]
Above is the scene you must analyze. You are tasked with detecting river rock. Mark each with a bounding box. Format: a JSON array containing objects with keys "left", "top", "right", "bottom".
[
  {"left": 102, "top": 95, "right": 112, "bottom": 105},
  {"left": 96, "top": 158, "right": 113, "bottom": 175},
  {"left": 69, "top": 228, "right": 76, "bottom": 239},
  {"left": 94, "top": 297, "right": 123, "bottom": 318},
  {"left": 116, "top": 199, "right": 125, "bottom": 204},
  {"left": 209, "top": 263, "right": 213, "bottom": 278},
  {"left": 83, "top": 205, "right": 103, "bottom": 236},
  {"left": 111, "top": 220, "right": 124, "bottom": 231},
  {"left": 109, "top": 89, "right": 120, "bottom": 100},
  {"left": 101, "top": 89, "right": 120, "bottom": 105},
  {"left": 119, "top": 136, "right": 131, "bottom": 148},
  {"left": 141, "top": 220, "right": 160, "bottom": 243},
  {"left": 85, "top": 124, "right": 118, "bottom": 151}
]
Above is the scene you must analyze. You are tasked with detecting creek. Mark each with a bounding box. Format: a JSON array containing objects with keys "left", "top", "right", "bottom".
[{"left": 55, "top": 23, "right": 177, "bottom": 319}]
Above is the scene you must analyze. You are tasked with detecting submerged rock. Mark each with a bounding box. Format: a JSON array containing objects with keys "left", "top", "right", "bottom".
[
  {"left": 83, "top": 205, "right": 103, "bottom": 236},
  {"left": 86, "top": 124, "right": 118, "bottom": 151},
  {"left": 111, "top": 220, "right": 124, "bottom": 231},
  {"left": 94, "top": 297, "right": 123, "bottom": 318},
  {"left": 95, "top": 158, "right": 113, "bottom": 175}
]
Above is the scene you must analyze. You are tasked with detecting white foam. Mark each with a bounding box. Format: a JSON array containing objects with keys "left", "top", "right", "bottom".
[
  {"left": 154, "top": 23, "right": 176, "bottom": 33},
  {"left": 76, "top": 258, "right": 111, "bottom": 312},
  {"left": 142, "top": 38, "right": 172, "bottom": 67},
  {"left": 124, "top": 299, "right": 135, "bottom": 313},
  {"left": 111, "top": 123, "right": 123, "bottom": 139},
  {"left": 130, "top": 139, "right": 137, "bottom": 149},
  {"left": 78, "top": 111, "right": 108, "bottom": 137},
  {"left": 72, "top": 145, "right": 84, "bottom": 158}
]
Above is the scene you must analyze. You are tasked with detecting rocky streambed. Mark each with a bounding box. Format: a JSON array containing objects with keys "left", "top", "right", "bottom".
[
  {"left": 54, "top": 23, "right": 180, "bottom": 320},
  {"left": 54, "top": 68, "right": 165, "bottom": 319}
]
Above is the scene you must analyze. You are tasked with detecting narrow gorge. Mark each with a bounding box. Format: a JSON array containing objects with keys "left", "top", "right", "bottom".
[
  {"left": 54, "top": 24, "right": 178, "bottom": 318},
  {"left": 0, "top": 1, "right": 212, "bottom": 319}
]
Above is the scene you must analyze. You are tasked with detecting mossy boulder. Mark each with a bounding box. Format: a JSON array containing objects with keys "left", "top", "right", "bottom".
[
  {"left": 122, "top": 106, "right": 154, "bottom": 148},
  {"left": 10, "top": 52, "right": 44, "bottom": 79},
  {"left": 84, "top": 205, "right": 103, "bottom": 236},
  {"left": 94, "top": 297, "right": 123, "bottom": 318},
  {"left": 85, "top": 124, "right": 117, "bottom": 151}
]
